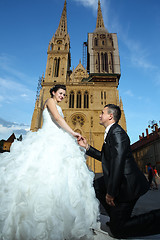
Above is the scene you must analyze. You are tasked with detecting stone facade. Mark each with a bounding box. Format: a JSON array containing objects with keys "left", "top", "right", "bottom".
[
  {"left": 30, "top": 0, "right": 127, "bottom": 173},
  {"left": 131, "top": 127, "right": 160, "bottom": 173}
]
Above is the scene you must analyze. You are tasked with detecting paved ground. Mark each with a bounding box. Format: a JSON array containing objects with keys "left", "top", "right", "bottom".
[{"left": 93, "top": 176, "right": 160, "bottom": 240}]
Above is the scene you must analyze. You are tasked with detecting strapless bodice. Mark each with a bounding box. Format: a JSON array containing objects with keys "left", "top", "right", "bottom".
[{"left": 42, "top": 105, "right": 64, "bottom": 130}]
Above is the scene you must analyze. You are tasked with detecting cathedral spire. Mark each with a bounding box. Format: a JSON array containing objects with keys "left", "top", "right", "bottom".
[
  {"left": 120, "top": 97, "right": 124, "bottom": 110},
  {"left": 95, "top": 0, "right": 108, "bottom": 32},
  {"left": 96, "top": 0, "right": 104, "bottom": 28},
  {"left": 55, "top": 0, "right": 67, "bottom": 36}
]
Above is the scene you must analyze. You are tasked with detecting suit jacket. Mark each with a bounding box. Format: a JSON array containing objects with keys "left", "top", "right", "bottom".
[{"left": 86, "top": 123, "right": 149, "bottom": 202}]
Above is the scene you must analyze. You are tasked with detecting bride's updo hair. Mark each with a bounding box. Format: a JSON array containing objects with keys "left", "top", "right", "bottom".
[{"left": 50, "top": 84, "right": 66, "bottom": 97}]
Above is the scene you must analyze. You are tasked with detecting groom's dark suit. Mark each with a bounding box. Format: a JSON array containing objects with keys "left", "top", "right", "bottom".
[{"left": 86, "top": 123, "right": 160, "bottom": 238}]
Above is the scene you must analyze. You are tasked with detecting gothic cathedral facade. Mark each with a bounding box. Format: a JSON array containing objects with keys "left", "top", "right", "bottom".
[{"left": 30, "top": 0, "right": 127, "bottom": 173}]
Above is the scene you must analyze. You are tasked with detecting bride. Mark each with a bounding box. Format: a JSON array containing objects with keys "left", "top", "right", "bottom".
[{"left": 0, "top": 84, "right": 99, "bottom": 240}]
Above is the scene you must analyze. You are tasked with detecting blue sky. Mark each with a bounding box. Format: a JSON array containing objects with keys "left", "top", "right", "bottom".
[{"left": 0, "top": 0, "right": 160, "bottom": 143}]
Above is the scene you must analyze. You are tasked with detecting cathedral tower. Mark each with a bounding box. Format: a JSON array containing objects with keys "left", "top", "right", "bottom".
[
  {"left": 30, "top": 0, "right": 127, "bottom": 173},
  {"left": 30, "top": 0, "right": 70, "bottom": 131},
  {"left": 88, "top": 0, "right": 120, "bottom": 76},
  {"left": 45, "top": 0, "right": 70, "bottom": 84}
]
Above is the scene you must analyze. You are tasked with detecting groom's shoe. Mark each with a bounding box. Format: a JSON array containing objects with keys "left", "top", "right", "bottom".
[{"left": 105, "top": 222, "right": 115, "bottom": 238}]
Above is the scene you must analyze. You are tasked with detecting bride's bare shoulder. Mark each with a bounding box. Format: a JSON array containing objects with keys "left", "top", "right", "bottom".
[
  {"left": 43, "top": 98, "right": 56, "bottom": 110},
  {"left": 43, "top": 98, "right": 49, "bottom": 110}
]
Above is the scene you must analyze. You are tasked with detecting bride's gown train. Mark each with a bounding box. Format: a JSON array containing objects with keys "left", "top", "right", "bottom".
[{"left": 0, "top": 105, "right": 99, "bottom": 240}]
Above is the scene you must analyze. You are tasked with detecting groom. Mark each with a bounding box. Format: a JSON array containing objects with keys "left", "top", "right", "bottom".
[{"left": 78, "top": 104, "right": 160, "bottom": 238}]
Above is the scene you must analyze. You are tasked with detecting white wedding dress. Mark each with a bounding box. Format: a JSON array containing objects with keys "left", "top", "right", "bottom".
[{"left": 0, "top": 105, "right": 99, "bottom": 240}]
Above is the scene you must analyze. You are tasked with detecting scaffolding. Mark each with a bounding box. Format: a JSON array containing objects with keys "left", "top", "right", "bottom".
[{"left": 82, "top": 42, "right": 87, "bottom": 69}]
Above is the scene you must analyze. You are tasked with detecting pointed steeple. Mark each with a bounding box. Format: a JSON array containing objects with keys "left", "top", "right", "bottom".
[
  {"left": 96, "top": 0, "right": 104, "bottom": 28},
  {"left": 119, "top": 97, "right": 124, "bottom": 110},
  {"left": 55, "top": 0, "right": 67, "bottom": 36},
  {"left": 95, "top": 0, "right": 108, "bottom": 32}
]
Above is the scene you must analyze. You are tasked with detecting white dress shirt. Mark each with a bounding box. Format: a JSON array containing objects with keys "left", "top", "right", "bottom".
[{"left": 104, "top": 123, "right": 115, "bottom": 141}]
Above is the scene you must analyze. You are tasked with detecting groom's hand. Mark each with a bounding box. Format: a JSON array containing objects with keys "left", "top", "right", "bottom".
[
  {"left": 106, "top": 193, "right": 115, "bottom": 207},
  {"left": 78, "top": 137, "right": 88, "bottom": 149}
]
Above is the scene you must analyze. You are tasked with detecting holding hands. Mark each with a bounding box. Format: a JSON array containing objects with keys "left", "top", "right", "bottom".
[
  {"left": 73, "top": 132, "right": 84, "bottom": 141},
  {"left": 77, "top": 137, "right": 89, "bottom": 150}
]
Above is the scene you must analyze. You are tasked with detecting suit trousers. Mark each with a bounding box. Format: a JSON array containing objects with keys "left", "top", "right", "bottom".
[{"left": 94, "top": 176, "right": 160, "bottom": 238}]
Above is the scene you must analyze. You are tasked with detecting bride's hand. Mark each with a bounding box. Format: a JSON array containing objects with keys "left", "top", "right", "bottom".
[{"left": 73, "top": 132, "right": 83, "bottom": 141}]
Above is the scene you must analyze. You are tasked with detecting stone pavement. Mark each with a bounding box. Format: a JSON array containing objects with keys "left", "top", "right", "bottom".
[{"left": 93, "top": 177, "right": 160, "bottom": 240}]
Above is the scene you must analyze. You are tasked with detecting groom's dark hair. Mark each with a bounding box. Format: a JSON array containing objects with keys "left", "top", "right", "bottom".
[{"left": 104, "top": 104, "right": 121, "bottom": 123}]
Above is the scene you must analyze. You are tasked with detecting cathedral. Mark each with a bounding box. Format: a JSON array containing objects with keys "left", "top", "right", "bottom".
[{"left": 30, "top": 0, "right": 126, "bottom": 173}]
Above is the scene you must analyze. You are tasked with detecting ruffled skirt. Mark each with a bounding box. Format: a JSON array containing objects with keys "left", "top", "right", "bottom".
[{"left": 0, "top": 126, "right": 99, "bottom": 240}]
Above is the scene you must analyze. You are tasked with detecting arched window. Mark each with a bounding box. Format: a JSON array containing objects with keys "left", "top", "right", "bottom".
[
  {"left": 76, "top": 91, "right": 81, "bottom": 108},
  {"left": 54, "top": 57, "right": 60, "bottom": 77},
  {"left": 101, "top": 91, "right": 103, "bottom": 100},
  {"left": 95, "top": 38, "right": 98, "bottom": 46},
  {"left": 69, "top": 91, "right": 74, "bottom": 108},
  {"left": 101, "top": 91, "right": 103, "bottom": 105},
  {"left": 101, "top": 53, "right": 104, "bottom": 71},
  {"left": 97, "top": 53, "right": 100, "bottom": 73},
  {"left": 110, "top": 53, "right": 114, "bottom": 73},
  {"left": 104, "top": 53, "right": 108, "bottom": 72},
  {"left": 50, "top": 43, "right": 53, "bottom": 51},
  {"left": 84, "top": 91, "right": 89, "bottom": 108}
]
